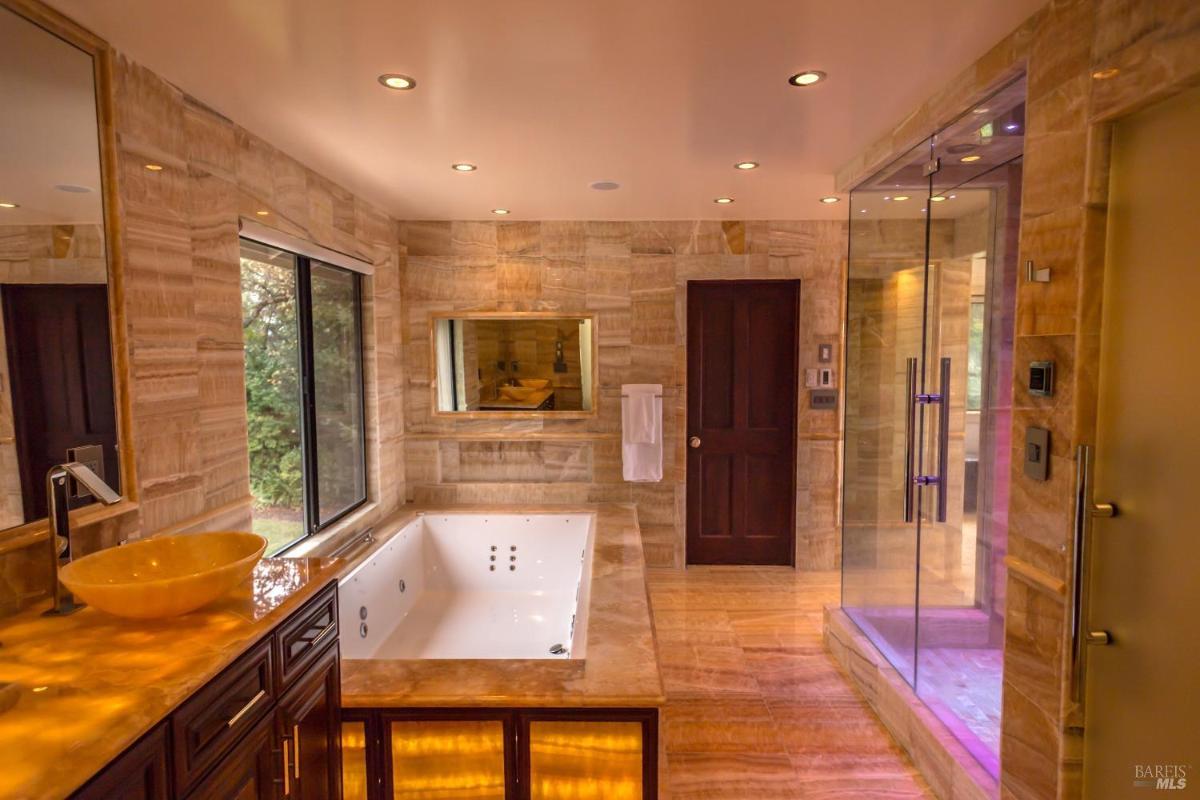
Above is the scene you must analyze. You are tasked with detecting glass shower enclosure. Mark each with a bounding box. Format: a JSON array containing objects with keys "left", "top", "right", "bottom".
[{"left": 841, "top": 77, "right": 1025, "bottom": 778}]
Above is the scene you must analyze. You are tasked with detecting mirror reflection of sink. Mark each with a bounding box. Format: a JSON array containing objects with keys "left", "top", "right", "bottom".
[
  {"left": 59, "top": 532, "right": 267, "bottom": 618},
  {"left": 517, "top": 379, "right": 550, "bottom": 390},
  {"left": 499, "top": 386, "right": 537, "bottom": 401}
]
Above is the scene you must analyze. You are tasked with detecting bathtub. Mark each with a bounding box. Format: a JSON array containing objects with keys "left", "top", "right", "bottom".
[{"left": 338, "top": 513, "right": 595, "bottom": 660}]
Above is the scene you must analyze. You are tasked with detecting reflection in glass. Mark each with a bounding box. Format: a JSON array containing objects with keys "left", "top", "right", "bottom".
[
  {"left": 434, "top": 317, "right": 594, "bottom": 413},
  {"left": 310, "top": 263, "right": 365, "bottom": 523},
  {"left": 240, "top": 241, "right": 304, "bottom": 553},
  {"left": 0, "top": 5, "right": 115, "bottom": 531}
]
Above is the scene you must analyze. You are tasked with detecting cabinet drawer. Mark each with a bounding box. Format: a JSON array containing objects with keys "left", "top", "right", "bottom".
[
  {"left": 172, "top": 638, "right": 275, "bottom": 793},
  {"left": 274, "top": 583, "right": 338, "bottom": 693}
]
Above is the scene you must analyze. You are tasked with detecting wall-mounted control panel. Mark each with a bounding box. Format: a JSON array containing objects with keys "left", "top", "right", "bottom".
[
  {"left": 1029, "top": 361, "right": 1054, "bottom": 397},
  {"left": 1024, "top": 426, "right": 1050, "bottom": 481},
  {"left": 805, "top": 368, "right": 836, "bottom": 389},
  {"left": 810, "top": 389, "right": 838, "bottom": 410}
]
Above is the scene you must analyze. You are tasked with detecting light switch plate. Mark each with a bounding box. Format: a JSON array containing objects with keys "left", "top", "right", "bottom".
[
  {"left": 810, "top": 389, "right": 838, "bottom": 410},
  {"left": 1023, "top": 427, "right": 1050, "bottom": 481}
]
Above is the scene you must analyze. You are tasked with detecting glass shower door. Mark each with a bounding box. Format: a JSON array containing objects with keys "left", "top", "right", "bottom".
[
  {"left": 915, "top": 78, "right": 1025, "bottom": 778},
  {"left": 841, "top": 138, "right": 934, "bottom": 685}
]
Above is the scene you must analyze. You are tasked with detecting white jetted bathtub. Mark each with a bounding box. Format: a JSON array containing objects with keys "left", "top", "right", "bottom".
[{"left": 338, "top": 513, "right": 595, "bottom": 660}]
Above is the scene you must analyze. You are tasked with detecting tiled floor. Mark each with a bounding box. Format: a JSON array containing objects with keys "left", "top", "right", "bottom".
[{"left": 646, "top": 566, "right": 932, "bottom": 799}]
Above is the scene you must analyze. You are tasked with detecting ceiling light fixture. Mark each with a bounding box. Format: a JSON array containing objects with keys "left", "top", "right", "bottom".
[
  {"left": 930, "top": 196, "right": 947, "bottom": 202},
  {"left": 788, "top": 70, "right": 826, "bottom": 87},
  {"left": 491, "top": 208, "right": 510, "bottom": 215},
  {"left": 144, "top": 163, "right": 163, "bottom": 171},
  {"left": 713, "top": 196, "right": 734, "bottom": 204},
  {"left": 378, "top": 73, "right": 416, "bottom": 90},
  {"left": 892, "top": 195, "right": 910, "bottom": 201},
  {"left": 0, "top": 201, "right": 18, "bottom": 209},
  {"left": 590, "top": 180, "right": 620, "bottom": 191},
  {"left": 972, "top": 107, "right": 990, "bottom": 115},
  {"left": 55, "top": 184, "right": 92, "bottom": 193},
  {"left": 734, "top": 161, "right": 759, "bottom": 170},
  {"left": 452, "top": 163, "right": 477, "bottom": 172},
  {"left": 960, "top": 155, "right": 982, "bottom": 163},
  {"left": 1092, "top": 67, "right": 1119, "bottom": 80},
  {"left": 255, "top": 209, "right": 270, "bottom": 216},
  {"left": 1004, "top": 123, "right": 1020, "bottom": 131},
  {"left": 819, "top": 196, "right": 840, "bottom": 204}
]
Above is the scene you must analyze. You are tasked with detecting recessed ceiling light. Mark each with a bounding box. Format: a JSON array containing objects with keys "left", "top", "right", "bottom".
[
  {"left": 590, "top": 180, "right": 620, "bottom": 191},
  {"left": 144, "top": 163, "right": 163, "bottom": 171},
  {"left": 55, "top": 184, "right": 92, "bottom": 193},
  {"left": 714, "top": 196, "right": 734, "bottom": 204},
  {"left": 255, "top": 209, "right": 270, "bottom": 216},
  {"left": 452, "top": 163, "right": 477, "bottom": 172},
  {"left": 1092, "top": 67, "right": 1119, "bottom": 80},
  {"left": 859, "top": 209, "right": 867, "bottom": 213},
  {"left": 491, "top": 208, "right": 510, "bottom": 215},
  {"left": 734, "top": 161, "right": 759, "bottom": 170},
  {"left": 788, "top": 70, "right": 826, "bottom": 87},
  {"left": 972, "top": 107, "right": 990, "bottom": 115},
  {"left": 378, "top": 73, "right": 416, "bottom": 90},
  {"left": 0, "top": 201, "right": 18, "bottom": 209},
  {"left": 892, "top": 195, "right": 910, "bottom": 201},
  {"left": 960, "top": 155, "right": 982, "bottom": 163},
  {"left": 819, "top": 196, "right": 840, "bottom": 204},
  {"left": 930, "top": 196, "right": 947, "bottom": 202}
]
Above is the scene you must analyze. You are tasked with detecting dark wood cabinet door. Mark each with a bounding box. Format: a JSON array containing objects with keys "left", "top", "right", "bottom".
[
  {"left": 686, "top": 280, "right": 799, "bottom": 565},
  {"left": 277, "top": 642, "right": 341, "bottom": 800},
  {"left": 185, "top": 714, "right": 277, "bottom": 800},
  {"left": 73, "top": 723, "right": 169, "bottom": 800}
]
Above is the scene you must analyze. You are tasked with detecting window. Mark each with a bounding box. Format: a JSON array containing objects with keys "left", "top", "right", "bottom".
[{"left": 240, "top": 238, "right": 366, "bottom": 554}]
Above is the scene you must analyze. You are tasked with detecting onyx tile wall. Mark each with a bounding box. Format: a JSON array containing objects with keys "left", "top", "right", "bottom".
[
  {"left": 0, "top": 51, "right": 406, "bottom": 611},
  {"left": 835, "top": 1, "right": 1200, "bottom": 798},
  {"left": 400, "top": 220, "right": 846, "bottom": 569}
]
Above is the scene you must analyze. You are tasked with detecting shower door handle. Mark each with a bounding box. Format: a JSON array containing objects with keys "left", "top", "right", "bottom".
[
  {"left": 913, "top": 357, "right": 950, "bottom": 523},
  {"left": 903, "top": 357, "right": 918, "bottom": 523},
  {"left": 1070, "top": 444, "right": 1119, "bottom": 703},
  {"left": 934, "top": 357, "right": 950, "bottom": 524}
]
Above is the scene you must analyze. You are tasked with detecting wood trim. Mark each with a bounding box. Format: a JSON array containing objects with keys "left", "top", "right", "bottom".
[
  {"left": 0, "top": 0, "right": 140, "bottom": 544},
  {"left": 1004, "top": 554, "right": 1068, "bottom": 598},
  {"left": 428, "top": 311, "right": 600, "bottom": 420}
]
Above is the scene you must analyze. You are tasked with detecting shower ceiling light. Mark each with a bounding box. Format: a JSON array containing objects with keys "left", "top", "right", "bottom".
[
  {"left": 378, "top": 73, "right": 416, "bottom": 90},
  {"left": 452, "top": 163, "right": 477, "bottom": 172},
  {"left": 734, "top": 161, "right": 759, "bottom": 170},
  {"left": 930, "top": 196, "right": 947, "bottom": 202},
  {"left": 491, "top": 208, "right": 510, "bottom": 215},
  {"left": 144, "top": 163, "right": 163, "bottom": 171},
  {"left": 819, "top": 196, "right": 840, "bottom": 204},
  {"left": 960, "top": 155, "right": 982, "bottom": 163},
  {"left": 788, "top": 70, "right": 826, "bottom": 87},
  {"left": 892, "top": 195, "right": 910, "bottom": 201},
  {"left": 255, "top": 209, "right": 270, "bottom": 216},
  {"left": 714, "top": 196, "right": 734, "bottom": 204}
]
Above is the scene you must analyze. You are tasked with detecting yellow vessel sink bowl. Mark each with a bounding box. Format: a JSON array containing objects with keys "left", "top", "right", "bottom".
[
  {"left": 517, "top": 378, "right": 550, "bottom": 390},
  {"left": 59, "top": 531, "right": 267, "bottom": 619},
  {"left": 499, "top": 385, "right": 537, "bottom": 401}
]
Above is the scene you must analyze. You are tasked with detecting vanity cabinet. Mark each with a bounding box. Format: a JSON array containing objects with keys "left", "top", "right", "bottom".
[{"left": 70, "top": 583, "right": 340, "bottom": 800}]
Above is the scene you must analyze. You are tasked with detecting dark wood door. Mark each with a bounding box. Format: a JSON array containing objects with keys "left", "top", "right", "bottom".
[
  {"left": 2, "top": 284, "right": 118, "bottom": 522},
  {"left": 277, "top": 643, "right": 341, "bottom": 800},
  {"left": 186, "top": 714, "right": 277, "bottom": 800},
  {"left": 686, "top": 280, "right": 799, "bottom": 565}
]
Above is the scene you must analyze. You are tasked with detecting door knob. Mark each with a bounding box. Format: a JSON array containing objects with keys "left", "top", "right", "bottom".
[
  {"left": 1086, "top": 630, "right": 1112, "bottom": 646},
  {"left": 689, "top": 436, "right": 701, "bottom": 449}
]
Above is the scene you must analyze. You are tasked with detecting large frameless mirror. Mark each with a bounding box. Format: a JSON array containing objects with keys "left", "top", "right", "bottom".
[
  {"left": 432, "top": 313, "right": 596, "bottom": 415},
  {"left": 0, "top": 5, "right": 119, "bottom": 531}
]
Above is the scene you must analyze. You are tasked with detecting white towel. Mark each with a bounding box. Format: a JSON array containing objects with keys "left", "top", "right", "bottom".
[{"left": 622, "top": 384, "right": 662, "bottom": 482}]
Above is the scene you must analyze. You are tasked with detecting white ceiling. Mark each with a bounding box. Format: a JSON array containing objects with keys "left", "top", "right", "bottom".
[{"left": 45, "top": 0, "right": 1043, "bottom": 221}]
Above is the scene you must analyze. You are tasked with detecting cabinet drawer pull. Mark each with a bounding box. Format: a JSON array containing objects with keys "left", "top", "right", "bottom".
[
  {"left": 292, "top": 724, "right": 301, "bottom": 779},
  {"left": 309, "top": 622, "right": 335, "bottom": 651},
  {"left": 225, "top": 688, "right": 266, "bottom": 728},
  {"left": 281, "top": 739, "right": 291, "bottom": 796}
]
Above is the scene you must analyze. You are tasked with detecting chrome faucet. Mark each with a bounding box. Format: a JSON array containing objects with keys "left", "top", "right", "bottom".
[{"left": 44, "top": 462, "right": 121, "bottom": 616}]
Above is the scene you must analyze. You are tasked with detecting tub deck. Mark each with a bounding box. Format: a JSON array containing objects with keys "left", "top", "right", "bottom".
[{"left": 338, "top": 503, "right": 664, "bottom": 708}]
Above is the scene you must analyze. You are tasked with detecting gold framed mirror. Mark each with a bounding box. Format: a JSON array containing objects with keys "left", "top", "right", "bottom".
[
  {"left": 0, "top": 0, "right": 136, "bottom": 550},
  {"left": 430, "top": 311, "right": 597, "bottom": 419}
]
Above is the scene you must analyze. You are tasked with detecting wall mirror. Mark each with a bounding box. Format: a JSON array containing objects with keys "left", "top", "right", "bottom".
[
  {"left": 0, "top": 3, "right": 124, "bottom": 532},
  {"left": 432, "top": 313, "right": 596, "bottom": 415}
]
